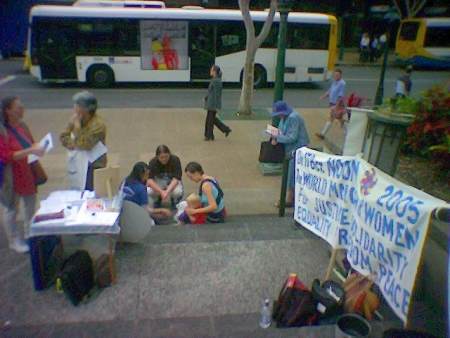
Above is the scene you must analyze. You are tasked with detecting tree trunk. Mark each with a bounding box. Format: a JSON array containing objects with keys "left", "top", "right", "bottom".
[
  {"left": 237, "top": 0, "right": 276, "bottom": 116},
  {"left": 238, "top": 45, "right": 256, "bottom": 115}
]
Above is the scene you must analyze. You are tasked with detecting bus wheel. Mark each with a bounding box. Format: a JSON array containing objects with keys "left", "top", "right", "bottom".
[
  {"left": 253, "top": 65, "right": 267, "bottom": 88},
  {"left": 87, "top": 65, "right": 115, "bottom": 88},
  {"left": 240, "top": 65, "right": 267, "bottom": 89}
]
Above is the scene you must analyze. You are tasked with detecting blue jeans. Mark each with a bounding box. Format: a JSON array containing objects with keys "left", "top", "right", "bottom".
[{"left": 288, "top": 158, "right": 296, "bottom": 190}]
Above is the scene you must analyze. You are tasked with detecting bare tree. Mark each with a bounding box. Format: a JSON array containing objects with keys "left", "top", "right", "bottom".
[
  {"left": 238, "top": 0, "right": 277, "bottom": 115},
  {"left": 392, "top": 0, "right": 428, "bottom": 18}
]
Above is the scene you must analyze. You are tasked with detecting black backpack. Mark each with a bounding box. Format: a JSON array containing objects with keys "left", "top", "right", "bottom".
[
  {"left": 311, "top": 279, "right": 345, "bottom": 318},
  {"left": 57, "top": 250, "right": 94, "bottom": 306}
]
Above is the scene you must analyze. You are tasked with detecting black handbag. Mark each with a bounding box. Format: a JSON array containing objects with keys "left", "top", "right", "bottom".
[
  {"left": 258, "top": 141, "right": 285, "bottom": 163},
  {"left": 57, "top": 250, "right": 94, "bottom": 306}
]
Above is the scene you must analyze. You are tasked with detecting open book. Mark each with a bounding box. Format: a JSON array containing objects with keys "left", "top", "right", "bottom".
[{"left": 265, "top": 124, "right": 279, "bottom": 137}]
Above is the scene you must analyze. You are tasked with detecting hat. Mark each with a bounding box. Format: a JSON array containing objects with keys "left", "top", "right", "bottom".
[{"left": 271, "top": 101, "right": 293, "bottom": 117}]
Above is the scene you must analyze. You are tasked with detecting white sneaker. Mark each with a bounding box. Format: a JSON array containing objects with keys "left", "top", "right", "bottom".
[{"left": 10, "top": 238, "right": 29, "bottom": 253}]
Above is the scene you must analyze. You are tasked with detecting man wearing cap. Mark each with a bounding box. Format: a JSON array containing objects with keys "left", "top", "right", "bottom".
[
  {"left": 271, "top": 101, "right": 310, "bottom": 207},
  {"left": 316, "top": 69, "right": 346, "bottom": 140}
]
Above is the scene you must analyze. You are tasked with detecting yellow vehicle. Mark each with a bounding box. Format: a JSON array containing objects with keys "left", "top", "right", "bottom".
[{"left": 395, "top": 17, "right": 450, "bottom": 69}]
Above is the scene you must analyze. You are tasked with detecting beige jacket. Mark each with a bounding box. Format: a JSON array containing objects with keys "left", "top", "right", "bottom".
[{"left": 60, "top": 114, "right": 107, "bottom": 169}]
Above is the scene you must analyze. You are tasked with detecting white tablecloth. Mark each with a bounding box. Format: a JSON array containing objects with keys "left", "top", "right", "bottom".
[{"left": 28, "top": 190, "right": 120, "bottom": 238}]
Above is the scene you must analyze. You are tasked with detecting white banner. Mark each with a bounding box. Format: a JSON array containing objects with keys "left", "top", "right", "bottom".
[
  {"left": 294, "top": 147, "right": 447, "bottom": 323},
  {"left": 342, "top": 108, "right": 370, "bottom": 156}
]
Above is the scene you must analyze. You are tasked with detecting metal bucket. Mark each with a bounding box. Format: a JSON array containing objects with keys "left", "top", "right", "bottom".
[{"left": 335, "top": 314, "right": 371, "bottom": 338}]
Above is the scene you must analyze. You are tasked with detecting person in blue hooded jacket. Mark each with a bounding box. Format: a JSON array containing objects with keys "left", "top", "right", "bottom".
[{"left": 271, "top": 101, "right": 310, "bottom": 207}]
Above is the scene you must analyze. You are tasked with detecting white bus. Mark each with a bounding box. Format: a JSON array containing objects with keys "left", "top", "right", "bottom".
[
  {"left": 73, "top": 0, "right": 166, "bottom": 8},
  {"left": 28, "top": 5, "right": 337, "bottom": 87}
]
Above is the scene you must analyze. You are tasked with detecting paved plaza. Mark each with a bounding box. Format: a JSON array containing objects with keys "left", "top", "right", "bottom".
[{"left": 1, "top": 58, "right": 447, "bottom": 337}]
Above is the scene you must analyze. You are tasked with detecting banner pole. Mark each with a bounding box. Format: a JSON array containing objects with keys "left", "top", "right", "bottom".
[
  {"left": 325, "top": 248, "right": 338, "bottom": 280},
  {"left": 405, "top": 214, "right": 434, "bottom": 329}
]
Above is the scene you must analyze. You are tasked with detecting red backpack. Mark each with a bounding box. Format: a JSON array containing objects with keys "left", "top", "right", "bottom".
[{"left": 272, "top": 274, "right": 317, "bottom": 327}]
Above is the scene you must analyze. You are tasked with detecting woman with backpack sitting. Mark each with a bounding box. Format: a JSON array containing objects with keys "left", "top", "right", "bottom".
[{"left": 184, "top": 161, "right": 226, "bottom": 223}]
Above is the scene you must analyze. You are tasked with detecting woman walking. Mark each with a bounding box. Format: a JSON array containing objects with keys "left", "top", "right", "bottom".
[
  {"left": 0, "top": 96, "right": 46, "bottom": 253},
  {"left": 204, "top": 65, "right": 231, "bottom": 141}
]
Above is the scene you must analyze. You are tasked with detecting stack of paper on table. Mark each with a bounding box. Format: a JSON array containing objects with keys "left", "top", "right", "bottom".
[{"left": 33, "top": 191, "right": 117, "bottom": 227}]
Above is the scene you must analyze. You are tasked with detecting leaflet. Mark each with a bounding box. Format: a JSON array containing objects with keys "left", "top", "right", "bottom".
[{"left": 28, "top": 133, "right": 53, "bottom": 163}]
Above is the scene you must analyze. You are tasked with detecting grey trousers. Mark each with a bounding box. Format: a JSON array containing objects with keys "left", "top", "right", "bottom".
[
  {"left": 149, "top": 178, "right": 183, "bottom": 203},
  {"left": 2, "top": 193, "right": 36, "bottom": 244}
]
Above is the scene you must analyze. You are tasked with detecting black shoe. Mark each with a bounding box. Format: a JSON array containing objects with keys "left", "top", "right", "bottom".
[{"left": 225, "top": 129, "right": 232, "bottom": 137}]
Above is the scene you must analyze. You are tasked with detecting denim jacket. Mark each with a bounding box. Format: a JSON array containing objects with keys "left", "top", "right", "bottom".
[{"left": 277, "top": 111, "right": 310, "bottom": 158}]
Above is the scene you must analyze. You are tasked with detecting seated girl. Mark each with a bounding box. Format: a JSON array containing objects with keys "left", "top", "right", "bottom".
[
  {"left": 184, "top": 162, "right": 226, "bottom": 223},
  {"left": 176, "top": 193, "right": 207, "bottom": 225},
  {"left": 122, "top": 162, "right": 171, "bottom": 221}
]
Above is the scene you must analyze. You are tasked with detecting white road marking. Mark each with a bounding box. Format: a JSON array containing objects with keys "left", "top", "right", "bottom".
[{"left": 0, "top": 75, "right": 16, "bottom": 86}]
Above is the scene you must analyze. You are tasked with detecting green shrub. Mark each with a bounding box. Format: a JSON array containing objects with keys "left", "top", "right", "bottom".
[{"left": 404, "top": 85, "right": 450, "bottom": 171}]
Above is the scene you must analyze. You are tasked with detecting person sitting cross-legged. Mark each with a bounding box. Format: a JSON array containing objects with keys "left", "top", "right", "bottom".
[{"left": 147, "top": 145, "right": 183, "bottom": 209}]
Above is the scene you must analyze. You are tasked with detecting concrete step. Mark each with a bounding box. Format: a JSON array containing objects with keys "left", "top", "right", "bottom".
[{"left": 2, "top": 315, "right": 402, "bottom": 338}]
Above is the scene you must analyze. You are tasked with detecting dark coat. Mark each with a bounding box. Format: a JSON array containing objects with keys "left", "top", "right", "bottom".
[{"left": 204, "top": 77, "right": 222, "bottom": 111}]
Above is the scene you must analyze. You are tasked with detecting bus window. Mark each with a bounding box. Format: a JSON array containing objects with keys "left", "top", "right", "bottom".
[
  {"left": 32, "top": 18, "right": 77, "bottom": 79},
  {"left": 190, "top": 22, "right": 215, "bottom": 79},
  {"left": 288, "top": 24, "right": 330, "bottom": 50},
  {"left": 425, "top": 27, "right": 450, "bottom": 48},
  {"left": 77, "top": 19, "right": 115, "bottom": 55},
  {"left": 77, "top": 19, "right": 139, "bottom": 56},
  {"left": 254, "top": 22, "right": 278, "bottom": 48},
  {"left": 399, "top": 22, "right": 420, "bottom": 41},
  {"left": 116, "top": 20, "right": 140, "bottom": 56},
  {"left": 216, "top": 21, "right": 246, "bottom": 56}
]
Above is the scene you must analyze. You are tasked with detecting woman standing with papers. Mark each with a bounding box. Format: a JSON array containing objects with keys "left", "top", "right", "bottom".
[
  {"left": 60, "top": 91, "right": 107, "bottom": 191},
  {"left": 0, "top": 96, "right": 46, "bottom": 253}
]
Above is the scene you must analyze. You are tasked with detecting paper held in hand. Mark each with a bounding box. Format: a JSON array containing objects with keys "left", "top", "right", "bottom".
[
  {"left": 265, "top": 124, "right": 279, "bottom": 137},
  {"left": 28, "top": 133, "right": 53, "bottom": 163}
]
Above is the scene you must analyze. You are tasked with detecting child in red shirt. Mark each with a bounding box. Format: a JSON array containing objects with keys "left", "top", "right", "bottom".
[{"left": 177, "top": 193, "right": 206, "bottom": 224}]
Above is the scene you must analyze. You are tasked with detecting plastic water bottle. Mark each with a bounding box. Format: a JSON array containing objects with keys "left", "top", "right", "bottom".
[{"left": 259, "top": 299, "right": 271, "bottom": 329}]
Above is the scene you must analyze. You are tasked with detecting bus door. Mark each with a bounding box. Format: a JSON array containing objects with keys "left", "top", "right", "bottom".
[
  {"left": 189, "top": 22, "right": 215, "bottom": 80},
  {"left": 37, "top": 21, "right": 77, "bottom": 80}
]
